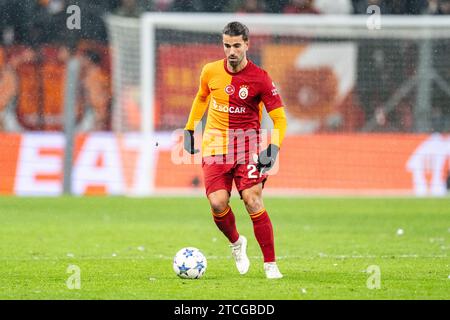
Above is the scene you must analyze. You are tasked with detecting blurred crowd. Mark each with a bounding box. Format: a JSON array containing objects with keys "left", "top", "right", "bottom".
[
  {"left": 2, "top": 0, "right": 450, "bottom": 48},
  {"left": 0, "top": 0, "right": 449, "bottom": 132}
]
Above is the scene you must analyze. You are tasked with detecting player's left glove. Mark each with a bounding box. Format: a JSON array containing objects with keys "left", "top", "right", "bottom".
[
  {"left": 255, "top": 144, "right": 279, "bottom": 174},
  {"left": 183, "top": 130, "right": 200, "bottom": 154}
]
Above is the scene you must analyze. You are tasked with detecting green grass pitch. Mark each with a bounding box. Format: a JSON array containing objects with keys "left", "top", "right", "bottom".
[{"left": 0, "top": 196, "right": 448, "bottom": 300}]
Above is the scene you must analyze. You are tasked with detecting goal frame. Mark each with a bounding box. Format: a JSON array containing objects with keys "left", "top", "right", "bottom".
[{"left": 140, "top": 13, "right": 450, "bottom": 134}]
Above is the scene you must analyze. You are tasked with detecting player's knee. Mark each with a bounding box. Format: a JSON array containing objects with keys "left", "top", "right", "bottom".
[
  {"left": 208, "top": 190, "right": 230, "bottom": 214},
  {"left": 243, "top": 195, "right": 263, "bottom": 213},
  {"left": 209, "top": 198, "right": 229, "bottom": 214}
]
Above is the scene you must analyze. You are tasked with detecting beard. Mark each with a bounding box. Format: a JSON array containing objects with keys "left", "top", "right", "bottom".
[{"left": 228, "top": 56, "right": 242, "bottom": 68}]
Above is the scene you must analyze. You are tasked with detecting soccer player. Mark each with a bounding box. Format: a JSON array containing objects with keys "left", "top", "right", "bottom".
[{"left": 183, "top": 22, "right": 287, "bottom": 279}]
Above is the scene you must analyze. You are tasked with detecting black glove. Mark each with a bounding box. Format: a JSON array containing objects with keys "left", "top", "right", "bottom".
[
  {"left": 256, "top": 144, "right": 279, "bottom": 173},
  {"left": 183, "top": 130, "right": 200, "bottom": 154}
]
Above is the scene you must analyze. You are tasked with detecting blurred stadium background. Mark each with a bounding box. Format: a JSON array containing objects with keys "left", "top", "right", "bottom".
[{"left": 0, "top": 0, "right": 449, "bottom": 197}]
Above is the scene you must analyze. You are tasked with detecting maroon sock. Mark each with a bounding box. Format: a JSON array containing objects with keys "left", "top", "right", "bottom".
[
  {"left": 212, "top": 206, "right": 240, "bottom": 244},
  {"left": 250, "top": 209, "right": 275, "bottom": 262}
]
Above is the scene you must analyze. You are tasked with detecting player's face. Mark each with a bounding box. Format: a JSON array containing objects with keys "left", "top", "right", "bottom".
[{"left": 223, "top": 34, "right": 248, "bottom": 69}]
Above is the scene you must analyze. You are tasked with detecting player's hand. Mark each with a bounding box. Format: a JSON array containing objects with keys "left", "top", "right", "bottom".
[
  {"left": 183, "top": 130, "right": 200, "bottom": 154},
  {"left": 255, "top": 144, "right": 279, "bottom": 174}
]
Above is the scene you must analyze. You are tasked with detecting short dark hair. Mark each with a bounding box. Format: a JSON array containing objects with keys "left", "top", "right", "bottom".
[{"left": 222, "top": 21, "right": 249, "bottom": 41}]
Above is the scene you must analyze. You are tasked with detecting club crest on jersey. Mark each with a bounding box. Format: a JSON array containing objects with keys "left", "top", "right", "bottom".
[
  {"left": 239, "top": 85, "right": 249, "bottom": 99},
  {"left": 225, "top": 85, "right": 235, "bottom": 95}
]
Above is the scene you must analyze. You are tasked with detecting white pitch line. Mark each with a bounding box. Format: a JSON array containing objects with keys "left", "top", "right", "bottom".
[{"left": 0, "top": 254, "right": 447, "bottom": 261}]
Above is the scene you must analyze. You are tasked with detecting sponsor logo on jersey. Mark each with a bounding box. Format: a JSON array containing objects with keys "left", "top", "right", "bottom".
[
  {"left": 239, "top": 85, "right": 249, "bottom": 99},
  {"left": 271, "top": 82, "right": 279, "bottom": 96},
  {"left": 211, "top": 98, "right": 246, "bottom": 114},
  {"left": 224, "top": 85, "right": 235, "bottom": 95}
]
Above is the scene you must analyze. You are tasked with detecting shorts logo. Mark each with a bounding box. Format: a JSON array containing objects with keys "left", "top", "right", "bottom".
[
  {"left": 225, "top": 85, "right": 235, "bottom": 95},
  {"left": 239, "top": 85, "right": 249, "bottom": 99}
]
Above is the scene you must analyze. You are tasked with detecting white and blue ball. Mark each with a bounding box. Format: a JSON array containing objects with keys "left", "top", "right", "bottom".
[{"left": 173, "top": 247, "right": 207, "bottom": 279}]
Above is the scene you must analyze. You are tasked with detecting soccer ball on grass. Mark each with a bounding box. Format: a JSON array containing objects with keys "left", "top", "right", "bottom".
[{"left": 173, "top": 247, "right": 207, "bottom": 279}]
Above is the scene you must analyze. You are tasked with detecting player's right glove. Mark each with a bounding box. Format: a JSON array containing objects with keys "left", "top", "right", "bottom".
[
  {"left": 183, "top": 130, "right": 200, "bottom": 154},
  {"left": 255, "top": 144, "right": 279, "bottom": 174}
]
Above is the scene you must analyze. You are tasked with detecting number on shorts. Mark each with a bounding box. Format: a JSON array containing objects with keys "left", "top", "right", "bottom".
[{"left": 247, "top": 164, "right": 257, "bottom": 178}]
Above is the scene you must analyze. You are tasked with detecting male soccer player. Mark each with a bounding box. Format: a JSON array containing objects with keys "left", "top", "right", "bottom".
[{"left": 183, "top": 22, "right": 287, "bottom": 279}]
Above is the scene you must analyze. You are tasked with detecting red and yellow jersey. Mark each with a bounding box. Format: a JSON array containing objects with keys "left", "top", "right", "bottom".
[{"left": 185, "top": 59, "right": 286, "bottom": 157}]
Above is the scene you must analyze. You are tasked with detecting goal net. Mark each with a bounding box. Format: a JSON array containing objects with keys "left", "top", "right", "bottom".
[
  {"left": 106, "top": 13, "right": 450, "bottom": 135},
  {"left": 105, "top": 13, "right": 450, "bottom": 196}
]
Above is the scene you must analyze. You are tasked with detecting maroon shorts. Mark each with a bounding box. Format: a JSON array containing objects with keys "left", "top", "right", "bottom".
[{"left": 202, "top": 154, "right": 268, "bottom": 197}]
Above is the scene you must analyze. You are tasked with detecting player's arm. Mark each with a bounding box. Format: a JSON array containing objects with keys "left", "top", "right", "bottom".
[
  {"left": 268, "top": 107, "right": 287, "bottom": 148},
  {"left": 184, "top": 65, "right": 210, "bottom": 154},
  {"left": 257, "top": 107, "right": 287, "bottom": 172},
  {"left": 257, "top": 76, "right": 288, "bottom": 172}
]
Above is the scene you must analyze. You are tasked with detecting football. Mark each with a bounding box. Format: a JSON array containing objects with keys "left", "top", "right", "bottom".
[{"left": 173, "top": 247, "right": 207, "bottom": 279}]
